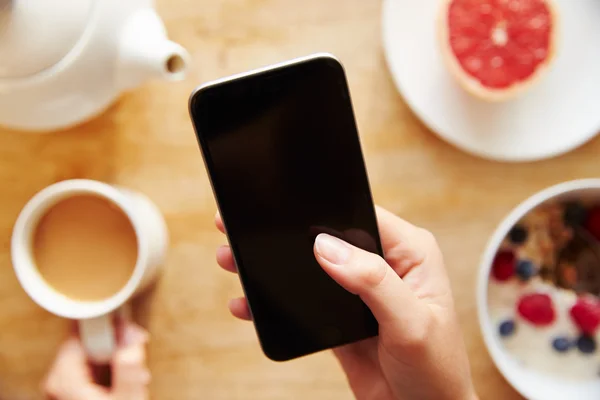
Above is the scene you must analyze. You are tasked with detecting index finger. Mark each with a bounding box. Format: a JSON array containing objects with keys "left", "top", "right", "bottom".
[
  {"left": 375, "top": 205, "right": 422, "bottom": 250},
  {"left": 215, "top": 211, "right": 225, "bottom": 233}
]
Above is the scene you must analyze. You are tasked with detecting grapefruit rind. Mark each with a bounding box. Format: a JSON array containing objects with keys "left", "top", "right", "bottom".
[{"left": 438, "top": 0, "right": 558, "bottom": 102}]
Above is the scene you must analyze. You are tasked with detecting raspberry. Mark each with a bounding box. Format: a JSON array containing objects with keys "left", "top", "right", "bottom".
[
  {"left": 584, "top": 206, "right": 600, "bottom": 241},
  {"left": 570, "top": 297, "right": 600, "bottom": 335},
  {"left": 492, "top": 250, "right": 515, "bottom": 282},
  {"left": 517, "top": 293, "right": 555, "bottom": 326}
]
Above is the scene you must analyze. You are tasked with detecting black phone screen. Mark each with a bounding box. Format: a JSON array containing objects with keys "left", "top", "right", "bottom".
[{"left": 189, "top": 55, "right": 381, "bottom": 361}]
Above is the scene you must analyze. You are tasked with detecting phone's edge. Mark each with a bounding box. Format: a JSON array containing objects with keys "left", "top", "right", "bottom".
[{"left": 188, "top": 52, "right": 340, "bottom": 114}]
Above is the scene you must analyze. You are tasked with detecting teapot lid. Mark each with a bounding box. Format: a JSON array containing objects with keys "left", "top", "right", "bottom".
[{"left": 0, "top": 0, "right": 94, "bottom": 79}]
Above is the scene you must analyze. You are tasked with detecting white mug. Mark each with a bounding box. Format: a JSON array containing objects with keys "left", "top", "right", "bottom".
[{"left": 11, "top": 179, "right": 168, "bottom": 363}]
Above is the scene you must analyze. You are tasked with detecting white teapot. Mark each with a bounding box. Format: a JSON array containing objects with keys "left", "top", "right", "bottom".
[{"left": 0, "top": 0, "right": 190, "bottom": 132}]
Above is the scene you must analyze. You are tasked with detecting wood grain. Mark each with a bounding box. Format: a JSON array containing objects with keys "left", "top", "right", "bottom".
[{"left": 1, "top": 0, "right": 599, "bottom": 398}]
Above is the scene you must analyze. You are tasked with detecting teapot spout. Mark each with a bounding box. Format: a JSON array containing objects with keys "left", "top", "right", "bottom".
[{"left": 117, "top": 9, "right": 189, "bottom": 90}]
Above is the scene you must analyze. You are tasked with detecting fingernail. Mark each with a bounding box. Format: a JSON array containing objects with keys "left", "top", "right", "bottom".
[
  {"left": 123, "top": 326, "right": 148, "bottom": 346},
  {"left": 123, "top": 327, "right": 136, "bottom": 346},
  {"left": 315, "top": 234, "right": 351, "bottom": 265}
]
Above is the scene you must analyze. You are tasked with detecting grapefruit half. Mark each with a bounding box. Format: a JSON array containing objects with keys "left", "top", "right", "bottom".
[{"left": 439, "top": 0, "right": 558, "bottom": 101}]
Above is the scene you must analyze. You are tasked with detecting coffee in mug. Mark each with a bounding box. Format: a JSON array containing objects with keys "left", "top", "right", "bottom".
[{"left": 33, "top": 195, "right": 138, "bottom": 302}]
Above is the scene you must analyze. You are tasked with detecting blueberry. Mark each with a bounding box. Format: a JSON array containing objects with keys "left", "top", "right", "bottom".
[
  {"left": 515, "top": 259, "right": 536, "bottom": 281},
  {"left": 564, "top": 202, "right": 588, "bottom": 227},
  {"left": 508, "top": 225, "right": 528, "bottom": 244},
  {"left": 577, "top": 335, "right": 597, "bottom": 354},
  {"left": 552, "top": 337, "right": 572, "bottom": 353},
  {"left": 499, "top": 320, "right": 516, "bottom": 337}
]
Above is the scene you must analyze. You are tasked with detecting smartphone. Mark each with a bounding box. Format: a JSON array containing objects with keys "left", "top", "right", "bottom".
[{"left": 189, "top": 53, "right": 382, "bottom": 361}]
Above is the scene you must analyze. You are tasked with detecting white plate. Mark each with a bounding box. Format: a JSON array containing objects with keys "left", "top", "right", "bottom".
[{"left": 382, "top": 0, "right": 600, "bottom": 162}]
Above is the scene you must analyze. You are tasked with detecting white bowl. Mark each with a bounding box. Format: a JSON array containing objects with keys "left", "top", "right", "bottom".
[{"left": 477, "top": 179, "right": 600, "bottom": 400}]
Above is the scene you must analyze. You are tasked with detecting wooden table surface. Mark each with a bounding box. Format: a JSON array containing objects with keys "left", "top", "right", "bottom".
[{"left": 1, "top": 0, "right": 599, "bottom": 399}]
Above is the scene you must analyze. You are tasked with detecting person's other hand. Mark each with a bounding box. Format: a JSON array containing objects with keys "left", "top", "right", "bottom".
[
  {"left": 44, "top": 322, "right": 150, "bottom": 400},
  {"left": 215, "top": 206, "right": 477, "bottom": 400}
]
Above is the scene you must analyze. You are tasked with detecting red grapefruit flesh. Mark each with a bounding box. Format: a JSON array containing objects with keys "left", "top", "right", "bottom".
[{"left": 439, "top": 0, "right": 557, "bottom": 101}]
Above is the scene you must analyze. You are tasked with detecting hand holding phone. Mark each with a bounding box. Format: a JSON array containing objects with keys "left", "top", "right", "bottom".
[
  {"left": 215, "top": 207, "right": 478, "bottom": 400},
  {"left": 192, "top": 52, "right": 476, "bottom": 399}
]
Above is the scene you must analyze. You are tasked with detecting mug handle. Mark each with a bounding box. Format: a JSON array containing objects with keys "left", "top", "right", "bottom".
[{"left": 79, "top": 315, "right": 116, "bottom": 364}]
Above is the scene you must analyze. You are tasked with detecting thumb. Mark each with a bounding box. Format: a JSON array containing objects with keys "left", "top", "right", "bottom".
[
  {"left": 314, "top": 233, "right": 429, "bottom": 340},
  {"left": 112, "top": 324, "right": 150, "bottom": 400},
  {"left": 44, "top": 338, "right": 110, "bottom": 400}
]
